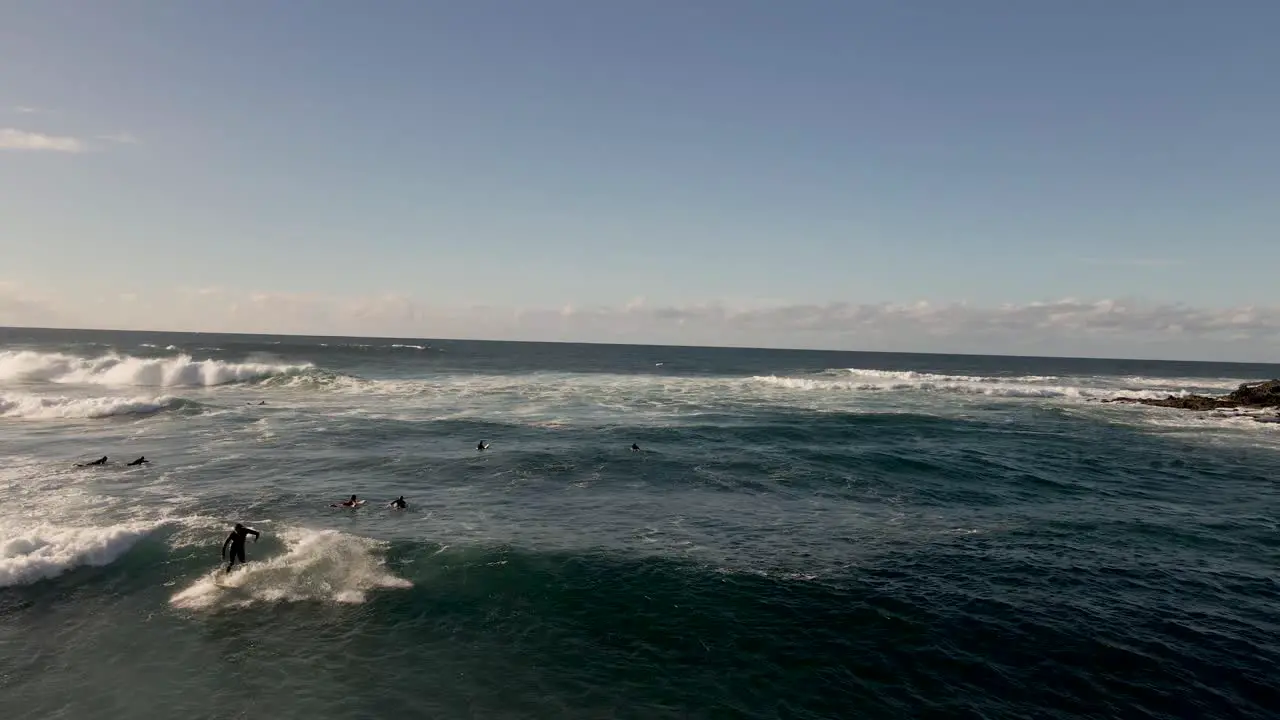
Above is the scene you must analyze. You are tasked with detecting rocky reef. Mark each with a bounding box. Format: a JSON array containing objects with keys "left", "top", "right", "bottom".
[{"left": 1104, "top": 379, "right": 1280, "bottom": 411}]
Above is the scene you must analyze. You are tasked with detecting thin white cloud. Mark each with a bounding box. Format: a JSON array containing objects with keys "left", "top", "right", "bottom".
[
  {"left": 13, "top": 106, "right": 41, "bottom": 114},
  {"left": 0, "top": 128, "right": 84, "bottom": 153},
  {"left": 97, "top": 132, "right": 141, "bottom": 145},
  {"left": 1082, "top": 257, "right": 1186, "bottom": 269},
  {"left": 0, "top": 282, "right": 64, "bottom": 326},
  {"left": 2, "top": 283, "right": 1280, "bottom": 361}
]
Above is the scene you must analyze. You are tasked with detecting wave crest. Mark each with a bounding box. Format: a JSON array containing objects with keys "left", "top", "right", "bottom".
[
  {"left": 0, "top": 393, "right": 196, "bottom": 419},
  {"left": 0, "top": 350, "right": 310, "bottom": 387},
  {"left": 0, "top": 522, "right": 157, "bottom": 587},
  {"left": 751, "top": 374, "right": 1195, "bottom": 400}
]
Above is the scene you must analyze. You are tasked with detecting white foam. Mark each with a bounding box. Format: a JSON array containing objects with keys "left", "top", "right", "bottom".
[
  {"left": 751, "top": 375, "right": 1192, "bottom": 400},
  {"left": 0, "top": 522, "right": 156, "bottom": 587},
  {"left": 0, "top": 350, "right": 309, "bottom": 387},
  {"left": 0, "top": 393, "right": 185, "bottom": 419},
  {"left": 837, "top": 367, "right": 1052, "bottom": 383},
  {"left": 169, "top": 527, "right": 411, "bottom": 610},
  {"left": 389, "top": 344, "right": 425, "bottom": 350},
  {"left": 836, "top": 367, "right": 1241, "bottom": 390}
]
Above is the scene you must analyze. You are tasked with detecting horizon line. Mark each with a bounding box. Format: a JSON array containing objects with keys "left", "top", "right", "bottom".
[{"left": 1, "top": 324, "right": 1277, "bottom": 369}]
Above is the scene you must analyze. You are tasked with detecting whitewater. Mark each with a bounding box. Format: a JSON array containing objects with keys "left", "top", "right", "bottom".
[{"left": 1, "top": 327, "right": 1277, "bottom": 719}]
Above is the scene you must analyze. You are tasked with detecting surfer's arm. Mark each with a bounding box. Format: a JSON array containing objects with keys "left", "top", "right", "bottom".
[
  {"left": 221, "top": 534, "right": 232, "bottom": 558},
  {"left": 247, "top": 528, "right": 260, "bottom": 541}
]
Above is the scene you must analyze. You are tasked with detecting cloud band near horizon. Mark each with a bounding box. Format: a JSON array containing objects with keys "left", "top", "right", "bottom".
[
  {"left": 2, "top": 283, "right": 1279, "bottom": 362},
  {"left": 0, "top": 128, "right": 84, "bottom": 152}
]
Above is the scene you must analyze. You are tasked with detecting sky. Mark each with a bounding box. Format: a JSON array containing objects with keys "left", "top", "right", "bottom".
[{"left": 2, "top": 1, "right": 1278, "bottom": 360}]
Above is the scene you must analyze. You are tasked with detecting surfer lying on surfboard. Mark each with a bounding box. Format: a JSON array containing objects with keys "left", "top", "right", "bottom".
[
  {"left": 332, "top": 494, "right": 365, "bottom": 508},
  {"left": 222, "top": 523, "right": 260, "bottom": 573}
]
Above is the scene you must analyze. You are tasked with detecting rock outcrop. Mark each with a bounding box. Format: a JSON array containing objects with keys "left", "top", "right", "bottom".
[{"left": 1105, "top": 379, "right": 1280, "bottom": 411}]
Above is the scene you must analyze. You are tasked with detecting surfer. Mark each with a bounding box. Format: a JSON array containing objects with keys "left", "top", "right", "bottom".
[
  {"left": 77, "top": 456, "right": 108, "bottom": 467},
  {"left": 477, "top": 441, "right": 489, "bottom": 451},
  {"left": 390, "top": 496, "right": 407, "bottom": 509},
  {"left": 332, "top": 494, "right": 363, "bottom": 508},
  {"left": 221, "top": 523, "right": 260, "bottom": 573},
  {"left": 127, "top": 456, "right": 149, "bottom": 466},
  {"left": 631, "top": 443, "right": 640, "bottom": 452}
]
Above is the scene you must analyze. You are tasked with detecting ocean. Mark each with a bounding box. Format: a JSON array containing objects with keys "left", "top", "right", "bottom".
[{"left": 0, "top": 327, "right": 1276, "bottom": 719}]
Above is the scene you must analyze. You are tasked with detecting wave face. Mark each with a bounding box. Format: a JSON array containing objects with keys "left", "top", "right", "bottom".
[{"left": 0, "top": 350, "right": 310, "bottom": 387}]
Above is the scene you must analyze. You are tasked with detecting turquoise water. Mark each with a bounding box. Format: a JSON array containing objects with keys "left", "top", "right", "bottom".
[{"left": 1, "top": 327, "right": 1277, "bottom": 718}]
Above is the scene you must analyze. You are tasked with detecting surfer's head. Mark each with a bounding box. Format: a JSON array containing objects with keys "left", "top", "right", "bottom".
[
  {"left": 234, "top": 523, "right": 245, "bottom": 532},
  {"left": 350, "top": 495, "right": 357, "bottom": 502}
]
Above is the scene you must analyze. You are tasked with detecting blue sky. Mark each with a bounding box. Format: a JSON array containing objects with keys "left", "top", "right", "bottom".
[{"left": 2, "top": 2, "right": 1278, "bottom": 358}]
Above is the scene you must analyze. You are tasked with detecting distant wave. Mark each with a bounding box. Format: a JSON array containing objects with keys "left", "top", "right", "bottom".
[
  {"left": 389, "top": 344, "right": 426, "bottom": 350},
  {"left": 0, "top": 393, "right": 196, "bottom": 419},
  {"left": 0, "top": 350, "right": 311, "bottom": 387},
  {"left": 831, "top": 367, "right": 1242, "bottom": 390},
  {"left": 830, "top": 368, "right": 1060, "bottom": 384},
  {"left": 751, "top": 373, "right": 1206, "bottom": 400},
  {"left": 0, "top": 522, "right": 157, "bottom": 587}
]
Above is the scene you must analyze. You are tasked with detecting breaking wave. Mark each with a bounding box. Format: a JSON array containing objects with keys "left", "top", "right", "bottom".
[
  {"left": 169, "top": 527, "right": 411, "bottom": 610},
  {"left": 256, "top": 367, "right": 363, "bottom": 390},
  {"left": 0, "top": 393, "right": 197, "bottom": 419},
  {"left": 750, "top": 368, "right": 1220, "bottom": 400},
  {"left": 0, "top": 522, "right": 158, "bottom": 587},
  {"left": 0, "top": 350, "right": 311, "bottom": 387}
]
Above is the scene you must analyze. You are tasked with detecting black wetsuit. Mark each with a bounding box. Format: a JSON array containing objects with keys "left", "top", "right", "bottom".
[
  {"left": 127, "top": 456, "right": 148, "bottom": 466},
  {"left": 222, "top": 526, "right": 260, "bottom": 572}
]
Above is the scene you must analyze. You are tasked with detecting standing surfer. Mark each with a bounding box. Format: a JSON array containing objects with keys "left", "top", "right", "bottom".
[{"left": 221, "top": 523, "right": 260, "bottom": 573}]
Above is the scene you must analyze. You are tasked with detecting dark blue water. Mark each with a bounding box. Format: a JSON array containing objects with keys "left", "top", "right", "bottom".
[{"left": 0, "top": 327, "right": 1277, "bottom": 718}]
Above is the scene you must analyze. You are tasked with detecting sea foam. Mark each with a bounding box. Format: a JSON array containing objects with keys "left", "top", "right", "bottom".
[
  {"left": 0, "top": 522, "right": 156, "bottom": 587},
  {"left": 0, "top": 393, "right": 189, "bottom": 419},
  {"left": 0, "top": 350, "right": 309, "bottom": 387},
  {"left": 169, "top": 527, "right": 411, "bottom": 610},
  {"left": 751, "top": 372, "right": 1201, "bottom": 400}
]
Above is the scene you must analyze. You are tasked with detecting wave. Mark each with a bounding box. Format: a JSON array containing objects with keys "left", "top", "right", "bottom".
[
  {"left": 834, "top": 367, "right": 1242, "bottom": 390},
  {"left": 0, "top": 350, "right": 311, "bottom": 387},
  {"left": 0, "top": 522, "right": 157, "bottom": 587},
  {"left": 751, "top": 375, "right": 1195, "bottom": 400},
  {"left": 389, "top": 344, "right": 426, "bottom": 350},
  {"left": 833, "top": 368, "right": 1059, "bottom": 383},
  {"left": 170, "top": 527, "right": 411, "bottom": 610},
  {"left": 0, "top": 393, "right": 196, "bottom": 419},
  {"left": 256, "top": 367, "right": 363, "bottom": 390}
]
